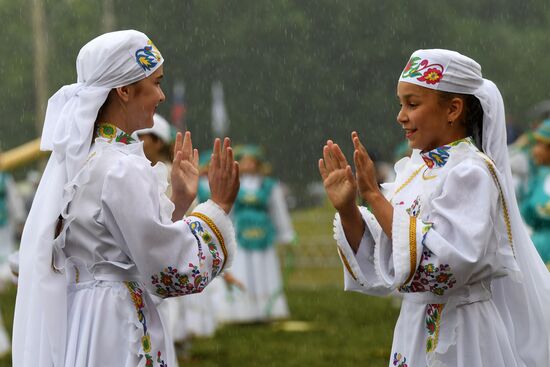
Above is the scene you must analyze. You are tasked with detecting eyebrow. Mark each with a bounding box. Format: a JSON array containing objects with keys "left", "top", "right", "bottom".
[{"left": 397, "top": 93, "right": 421, "bottom": 99}]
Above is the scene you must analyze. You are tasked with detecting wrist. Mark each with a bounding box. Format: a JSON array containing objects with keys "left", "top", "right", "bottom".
[{"left": 362, "top": 189, "right": 383, "bottom": 205}]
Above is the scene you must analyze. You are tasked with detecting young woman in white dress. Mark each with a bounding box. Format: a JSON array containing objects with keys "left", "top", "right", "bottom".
[
  {"left": 13, "top": 30, "right": 240, "bottom": 367},
  {"left": 320, "top": 49, "right": 550, "bottom": 366}
]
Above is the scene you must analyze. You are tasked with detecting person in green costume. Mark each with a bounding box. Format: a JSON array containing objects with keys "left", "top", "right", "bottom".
[
  {"left": 215, "top": 145, "right": 295, "bottom": 322},
  {"left": 520, "top": 119, "right": 550, "bottom": 265}
]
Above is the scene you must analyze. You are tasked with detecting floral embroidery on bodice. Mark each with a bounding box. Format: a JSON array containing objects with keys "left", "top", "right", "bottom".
[{"left": 96, "top": 123, "right": 137, "bottom": 145}]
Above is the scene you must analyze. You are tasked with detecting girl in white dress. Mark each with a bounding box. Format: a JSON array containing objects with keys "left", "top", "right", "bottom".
[
  {"left": 320, "top": 49, "right": 550, "bottom": 366},
  {"left": 13, "top": 30, "right": 239, "bottom": 367}
]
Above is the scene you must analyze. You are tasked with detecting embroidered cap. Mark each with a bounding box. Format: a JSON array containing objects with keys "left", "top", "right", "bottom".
[{"left": 399, "top": 49, "right": 483, "bottom": 94}]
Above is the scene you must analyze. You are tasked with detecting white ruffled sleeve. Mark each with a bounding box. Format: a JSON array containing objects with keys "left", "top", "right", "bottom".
[
  {"left": 334, "top": 206, "right": 393, "bottom": 296},
  {"left": 100, "top": 155, "right": 236, "bottom": 298}
]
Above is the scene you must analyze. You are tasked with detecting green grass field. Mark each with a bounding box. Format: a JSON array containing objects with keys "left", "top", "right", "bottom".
[{"left": 0, "top": 203, "right": 399, "bottom": 366}]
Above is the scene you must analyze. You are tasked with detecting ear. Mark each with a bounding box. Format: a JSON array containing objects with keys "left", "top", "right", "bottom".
[
  {"left": 114, "top": 85, "right": 131, "bottom": 103},
  {"left": 447, "top": 97, "right": 464, "bottom": 124}
]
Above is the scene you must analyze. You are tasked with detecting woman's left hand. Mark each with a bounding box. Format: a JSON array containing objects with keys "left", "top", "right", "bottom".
[{"left": 171, "top": 131, "right": 199, "bottom": 217}]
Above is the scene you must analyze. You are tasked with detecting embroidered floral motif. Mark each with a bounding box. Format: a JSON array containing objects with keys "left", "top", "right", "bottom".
[
  {"left": 406, "top": 196, "right": 422, "bottom": 217},
  {"left": 419, "top": 67, "right": 443, "bottom": 85},
  {"left": 116, "top": 131, "right": 135, "bottom": 144},
  {"left": 125, "top": 281, "right": 167, "bottom": 366},
  {"left": 420, "top": 137, "right": 473, "bottom": 169},
  {"left": 96, "top": 123, "right": 136, "bottom": 144},
  {"left": 187, "top": 218, "right": 224, "bottom": 277},
  {"left": 136, "top": 40, "right": 162, "bottom": 71},
  {"left": 97, "top": 123, "right": 117, "bottom": 140},
  {"left": 151, "top": 265, "right": 209, "bottom": 297},
  {"left": 392, "top": 352, "right": 409, "bottom": 367},
  {"left": 426, "top": 304, "right": 444, "bottom": 352},
  {"left": 401, "top": 56, "right": 444, "bottom": 85},
  {"left": 399, "top": 249, "right": 456, "bottom": 295}
]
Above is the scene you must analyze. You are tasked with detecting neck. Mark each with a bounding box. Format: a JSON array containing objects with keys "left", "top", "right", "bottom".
[{"left": 96, "top": 101, "right": 133, "bottom": 134}]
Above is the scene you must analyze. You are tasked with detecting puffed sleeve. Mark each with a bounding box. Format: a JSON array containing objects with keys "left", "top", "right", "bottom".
[
  {"left": 100, "top": 156, "right": 236, "bottom": 298},
  {"left": 268, "top": 182, "right": 295, "bottom": 244},
  {"left": 335, "top": 160, "right": 517, "bottom": 297}
]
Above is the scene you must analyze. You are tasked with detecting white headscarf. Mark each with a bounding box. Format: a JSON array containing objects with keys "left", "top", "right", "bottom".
[
  {"left": 400, "top": 49, "right": 550, "bottom": 364},
  {"left": 13, "top": 30, "right": 164, "bottom": 367}
]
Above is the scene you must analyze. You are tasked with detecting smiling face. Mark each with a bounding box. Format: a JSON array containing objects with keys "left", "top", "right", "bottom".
[
  {"left": 396, "top": 81, "right": 466, "bottom": 152},
  {"left": 125, "top": 65, "right": 165, "bottom": 133}
]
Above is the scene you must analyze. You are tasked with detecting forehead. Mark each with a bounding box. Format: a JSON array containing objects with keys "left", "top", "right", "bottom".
[{"left": 397, "top": 81, "right": 435, "bottom": 98}]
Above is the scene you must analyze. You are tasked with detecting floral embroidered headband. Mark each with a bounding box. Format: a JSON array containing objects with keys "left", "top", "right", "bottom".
[{"left": 401, "top": 56, "right": 444, "bottom": 85}]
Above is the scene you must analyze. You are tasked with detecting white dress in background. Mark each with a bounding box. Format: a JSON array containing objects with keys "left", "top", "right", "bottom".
[
  {"left": 215, "top": 174, "right": 295, "bottom": 323},
  {"left": 335, "top": 138, "right": 524, "bottom": 367},
  {"left": 56, "top": 128, "right": 235, "bottom": 366}
]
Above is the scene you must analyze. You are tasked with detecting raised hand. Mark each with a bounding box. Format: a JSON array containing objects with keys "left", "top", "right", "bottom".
[
  {"left": 318, "top": 140, "right": 357, "bottom": 212},
  {"left": 170, "top": 131, "right": 199, "bottom": 219},
  {"left": 351, "top": 131, "right": 381, "bottom": 202},
  {"left": 208, "top": 137, "right": 240, "bottom": 214}
]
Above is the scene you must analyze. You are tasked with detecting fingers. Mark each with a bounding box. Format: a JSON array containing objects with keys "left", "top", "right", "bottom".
[
  {"left": 222, "top": 137, "right": 231, "bottom": 171},
  {"left": 182, "top": 131, "right": 193, "bottom": 159},
  {"left": 345, "top": 165, "right": 355, "bottom": 182},
  {"left": 173, "top": 150, "right": 182, "bottom": 167},
  {"left": 212, "top": 138, "right": 221, "bottom": 168},
  {"left": 330, "top": 143, "right": 348, "bottom": 169},
  {"left": 173, "top": 132, "right": 183, "bottom": 157},
  {"left": 193, "top": 148, "right": 199, "bottom": 168},
  {"left": 323, "top": 144, "right": 335, "bottom": 171},
  {"left": 318, "top": 159, "right": 328, "bottom": 180}
]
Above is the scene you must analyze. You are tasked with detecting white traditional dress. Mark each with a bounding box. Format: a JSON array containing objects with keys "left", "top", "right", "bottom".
[
  {"left": 54, "top": 124, "right": 235, "bottom": 366},
  {"left": 214, "top": 174, "right": 294, "bottom": 322},
  {"left": 335, "top": 138, "right": 536, "bottom": 366}
]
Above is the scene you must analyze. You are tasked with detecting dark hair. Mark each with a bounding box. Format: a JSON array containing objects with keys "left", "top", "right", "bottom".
[{"left": 438, "top": 92, "right": 484, "bottom": 150}]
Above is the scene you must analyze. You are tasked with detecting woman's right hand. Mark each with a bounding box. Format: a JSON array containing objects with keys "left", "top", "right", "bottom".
[
  {"left": 318, "top": 140, "right": 357, "bottom": 212},
  {"left": 208, "top": 137, "right": 240, "bottom": 214}
]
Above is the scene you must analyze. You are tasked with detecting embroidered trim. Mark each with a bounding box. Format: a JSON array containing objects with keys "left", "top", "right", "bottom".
[
  {"left": 391, "top": 165, "right": 425, "bottom": 201},
  {"left": 392, "top": 352, "right": 409, "bottom": 366},
  {"left": 337, "top": 247, "right": 358, "bottom": 281},
  {"left": 404, "top": 216, "right": 417, "bottom": 285},
  {"left": 477, "top": 153, "right": 515, "bottom": 257},
  {"left": 124, "top": 281, "right": 167, "bottom": 366},
  {"left": 151, "top": 265, "right": 208, "bottom": 297},
  {"left": 96, "top": 123, "right": 136, "bottom": 145},
  {"left": 399, "top": 249, "right": 456, "bottom": 295},
  {"left": 426, "top": 303, "right": 444, "bottom": 353},
  {"left": 190, "top": 211, "right": 228, "bottom": 272}
]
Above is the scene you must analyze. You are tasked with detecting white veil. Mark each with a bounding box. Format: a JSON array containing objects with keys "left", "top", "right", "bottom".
[{"left": 13, "top": 30, "right": 164, "bottom": 366}]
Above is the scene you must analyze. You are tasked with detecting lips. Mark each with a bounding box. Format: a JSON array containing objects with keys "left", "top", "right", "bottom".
[{"left": 404, "top": 128, "right": 417, "bottom": 139}]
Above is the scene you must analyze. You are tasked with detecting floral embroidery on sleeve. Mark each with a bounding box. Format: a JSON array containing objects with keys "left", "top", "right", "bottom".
[
  {"left": 150, "top": 218, "right": 224, "bottom": 298},
  {"left": 399, "top": 249, "right": 456, "bottom": 295},
  {"left": 151, "top": 265, "right": 209, "bottom": 297}
]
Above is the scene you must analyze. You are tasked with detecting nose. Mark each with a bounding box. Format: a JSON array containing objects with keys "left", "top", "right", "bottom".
[
  {"left": 396, "top": 107, "right": 407, "bottom": 124},
  {"left": 159, "top": 87, "right": 166, "bottom": 103}
]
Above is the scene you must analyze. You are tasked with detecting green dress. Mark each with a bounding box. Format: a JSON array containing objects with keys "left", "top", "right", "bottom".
[{"left": 520, "top": 165, "right": 550, "bottom": 263}]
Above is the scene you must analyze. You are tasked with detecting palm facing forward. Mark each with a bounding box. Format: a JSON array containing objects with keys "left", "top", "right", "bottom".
[{"left": 318, "top": 141, "right": 357, "bottom": 211}]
